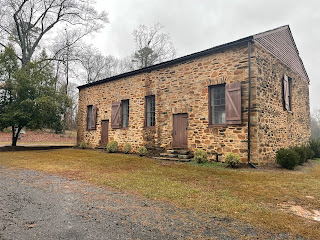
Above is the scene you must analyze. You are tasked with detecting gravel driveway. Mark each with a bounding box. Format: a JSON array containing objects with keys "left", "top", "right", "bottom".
[{"left": 0, "top": 166, "right": 301, "bottom": 240}]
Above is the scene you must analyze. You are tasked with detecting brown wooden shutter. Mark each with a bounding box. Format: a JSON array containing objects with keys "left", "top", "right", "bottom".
[
  {"left": 225, "top": 82, "right": 242, "bottom": 125},
  {"left": 87, "top": 106, "right": 90, "bottom": 130},
  {"left": 91, "top": 105, "right": 97, "bottom": 130},
  {"left": 111, "top": 102, "right": 121, "bottom": 129},
  {"left": 283, "top": 74, "right": 290, "bottom": 111}
]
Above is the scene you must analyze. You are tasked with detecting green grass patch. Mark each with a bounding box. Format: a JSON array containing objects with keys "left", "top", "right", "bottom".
[
  {"left": 188, "top": 160, "right": 225, "bottom": 168},
  {"left": 0, "top": 149, "right": 319, "bottom": 239}
]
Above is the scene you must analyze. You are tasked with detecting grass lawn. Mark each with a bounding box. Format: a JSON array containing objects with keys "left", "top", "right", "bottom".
[{"left": 0, "top": 149, "right": 319, "bottom": 239}]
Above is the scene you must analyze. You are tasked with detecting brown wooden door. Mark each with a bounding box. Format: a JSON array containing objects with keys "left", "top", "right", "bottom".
[
  {"left": 101, "top": 120, "right": 109, "bottom": 146},
  {"left": 172, "top": 114, "right": 188, "bottom": 148}
]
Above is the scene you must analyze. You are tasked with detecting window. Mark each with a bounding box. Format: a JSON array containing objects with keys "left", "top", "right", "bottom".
[
  {"left": 209, "top": 82, "right": 242, "bottom": 125},
  {"left": 122, "top": 100, "right": 129, "bottom": 128},
  {"left": 283, "top": 74, "right": 292, "bottom": 112},
  {"left": 210, "top": 85, "right": 226, "bottom": 124},
  {"left": 111, "top": 100, "right": 130, "bottom": 129},
  {"left": 87, "top": 105, "right": 97, "bottom": 130},
  {"left": 145, "top": 95, "right": 155, "bottom": 127}
]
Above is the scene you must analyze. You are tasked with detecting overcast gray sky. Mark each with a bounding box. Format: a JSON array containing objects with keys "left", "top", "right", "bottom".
[{"left": 89, "top": 0, "right": 320, "bottom": 111}]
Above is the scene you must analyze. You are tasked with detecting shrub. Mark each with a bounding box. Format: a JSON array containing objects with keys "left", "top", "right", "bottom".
[
  {"left": 276, "top": 148, "right": 299, "bottom": 170},
  {"left": 123, "top": 143, "right": 132, "bottom": 154},
  {"left": 309, "top": 139, "right": 320, "bottom": 158},
  {"left": 194, "top": 149, "right": 208, "bottom": 163},
  {"left": 1, "top": 127, "right": 12, "bottom": 133},
  {"left": 138, "top": 146, "right": 148, "bottom": 156},
  {"left": 304, "top": 145, "right": 315, "bottom": 160},
  {"left": 225, "top": 152, "right": 242, "bottom": 168},
  {"left": 291, "top": 146, "right": 307, "bottom": 165},
  {"left": 79, "top": 141, "right": 87, "bottom": 149},
  {"left": 106, "top": 140, "right": 118, "bottom": 153}
]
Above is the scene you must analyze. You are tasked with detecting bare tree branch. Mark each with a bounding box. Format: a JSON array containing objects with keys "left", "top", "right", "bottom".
[
  {"left": 131, "top": 23, "right": 177, "bottom": 68},
  {"left": 0, "top": 0, "right": 108, "bottom": 66}
]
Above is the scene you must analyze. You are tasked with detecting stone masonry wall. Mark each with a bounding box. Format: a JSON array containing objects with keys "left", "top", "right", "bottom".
[
  {"left": 77, "top": 43, "right": 259, "bottom": 161},
  {"left": 254, "top": 44, "right": 311, "bottom": 162}
]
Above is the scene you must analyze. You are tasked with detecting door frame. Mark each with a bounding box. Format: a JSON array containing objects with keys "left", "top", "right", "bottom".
[{"left": 172, "top": 113, "right": 188, "bottom": 149}]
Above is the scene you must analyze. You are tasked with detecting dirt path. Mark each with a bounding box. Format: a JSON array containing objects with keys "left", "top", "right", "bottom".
[
  {"left": 0, "top": 166, "right": 303, "bottom": 240},
  {"left": 0, "top": 130, "right": 76, "bottom": 146}
]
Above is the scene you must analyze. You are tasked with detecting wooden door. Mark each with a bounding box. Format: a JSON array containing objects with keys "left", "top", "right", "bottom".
[
  {"left": 100, "top": 120, "right": 109, "bottom": 146},
  {"left": 172, "top": 114, "right": 188, "bottom": 149}
]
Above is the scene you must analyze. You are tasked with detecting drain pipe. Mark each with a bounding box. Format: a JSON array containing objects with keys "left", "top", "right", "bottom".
[{"left": 247, "top": 41, "right": 257, "bottom": 169}]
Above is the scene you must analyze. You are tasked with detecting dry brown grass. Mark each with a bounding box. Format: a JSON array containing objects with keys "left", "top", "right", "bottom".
[{"left": 0, "top": 149, "right": 319, "bottom": 239}]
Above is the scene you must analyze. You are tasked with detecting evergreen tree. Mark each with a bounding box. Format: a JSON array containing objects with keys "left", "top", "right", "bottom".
[{"left": 0, "top": 46, "right": 70, "bottom": 146}]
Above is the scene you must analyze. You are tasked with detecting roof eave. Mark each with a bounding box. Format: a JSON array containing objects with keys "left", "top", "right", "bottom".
[{"left": 78, "top": 36, "right": 253, "bottom": 90}]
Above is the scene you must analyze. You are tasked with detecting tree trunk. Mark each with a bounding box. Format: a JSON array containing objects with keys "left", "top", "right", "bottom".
[
  {"left": 11, "top": 126, "right": 16, "bottom": 146},
  {"left": 11, "top": 126, "right": 22, "bottom": 147}
]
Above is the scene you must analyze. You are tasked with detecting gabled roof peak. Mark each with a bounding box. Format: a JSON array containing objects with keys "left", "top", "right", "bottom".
[
  {"left": 253, "top": 25, "right": 309, "bottom": 82},
  {"left": 253, "top": 25, "right": 289, "bottom": 39}
]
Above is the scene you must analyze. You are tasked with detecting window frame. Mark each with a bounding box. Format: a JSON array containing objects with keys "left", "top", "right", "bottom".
[
  {"left": 87, "top": 105, "right": 93, "bottom": 130},
  {"left": 121, "top": 99, "right": 129, "bottom": 129},
  {"left": 145, "top": 95, "right": 155, "bottom": 128},
  {"left": 288, "top": 77, "right": 292, "bottom": 112},
  {"left": 283, "top": 75, "right": 293, "bottom": 112},
  {"left": 86, "top": 105, "right": 97, "bottom": 130},
  {"left": 208, "top": 84, "right": 227, "bottom": 127}
]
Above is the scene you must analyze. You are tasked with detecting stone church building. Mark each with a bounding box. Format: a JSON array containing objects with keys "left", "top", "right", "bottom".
[{"left": 77, "top": 25, "right": 310, "bottom": 163}]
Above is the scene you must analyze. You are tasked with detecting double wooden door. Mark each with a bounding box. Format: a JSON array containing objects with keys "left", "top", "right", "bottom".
[{"left": 172, "top": 114, "right": 188, "bottom": 149}]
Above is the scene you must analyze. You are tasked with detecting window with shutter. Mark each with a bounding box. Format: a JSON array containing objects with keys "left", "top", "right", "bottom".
[
  {"left": 209, "top": 82, "right": 242, "bottom": 126},
  {"left": 87, "top": 105, "right": 97, "bottom": 130},
  {"left": 91, "top": 105, "right": 97, "bottom": 130},
  {"left": 288, "top": 78, "right": 292, "bottom": 111},
  {"left": 225, "top": 82, "right": 242, "bottom": 125},
  {"left": 209, "top": 85, "right": 226, "bottom": 124},
  {"left": 87, "top": 105, "right": 93, "bottom": 130},
  {"left": 111, "top": 102, "right": 122, "bottom": 129},
  {"left": 145, "top": 95, "right": 155, "bottom": 127},
  {"left": 283, "top": 74, "right": 292, "bottom": 111},
  {"left": 121, "top": 100, "right": 129, "bottom": 128}
]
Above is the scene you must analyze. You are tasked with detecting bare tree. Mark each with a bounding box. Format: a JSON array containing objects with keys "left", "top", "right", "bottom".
[
  {"left": 78, "top": 45, "right": 120, "bottom": 83},
  {"left": 104, "top": 55, "right": 120, "bottom": 78},
  {"left": 132, "top": 23, "right": 177, "bottom": 68},
  {"left": 0, "top": 0, "right": 108, "bottom": 137},
  {"left": 117, "top": 56, "right": 135, "bottom": 74},
  {"left": 64, "top": 81, "right": 78, "bottom": 130},
  {"left": 0, "top": 0, "right": 108, "bottom": 66}
]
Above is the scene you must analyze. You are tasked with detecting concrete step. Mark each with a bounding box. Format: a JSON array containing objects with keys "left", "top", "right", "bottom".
[
  {"left": 178, "top": 158, "right": 192, "bottom": 162},
  {"left": 178, "top": 154, "right": 193, "bottom": 159},
  {"left": 166, "top": 150, "right": 177, "bottom": 154},
  {"left": 167, "top": 149, "right": 190, "bottom": 155},
  {"left": 160, "top": 153, "right": 178, "bottom": 158},
  {"left": 153, "top": 157, "right": 192, "bottom": 162},
  {"left": 153, "top": 157, "right": 180, "bottom": 161}
]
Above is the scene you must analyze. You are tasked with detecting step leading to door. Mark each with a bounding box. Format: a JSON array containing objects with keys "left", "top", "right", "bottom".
[{"left": 154, "top": 149, "right": 193, "bottom": 162}]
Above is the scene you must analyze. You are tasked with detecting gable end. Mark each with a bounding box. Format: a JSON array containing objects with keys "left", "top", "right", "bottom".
[{"left": 253, "top": 25, "right": 309, "bottom": 82}]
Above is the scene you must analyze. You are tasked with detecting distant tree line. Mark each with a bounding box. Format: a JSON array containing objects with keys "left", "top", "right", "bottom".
[
  {"left": 311, "top": 109, "right": 320, "bottom": 139},
  {"left": 72, "top": 23, "right": 177, "bottom": 84}
]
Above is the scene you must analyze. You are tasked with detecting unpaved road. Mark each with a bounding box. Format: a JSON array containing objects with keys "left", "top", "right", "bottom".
[{"left": 0, "top": 166, "right": 301, "bottom": 240}]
